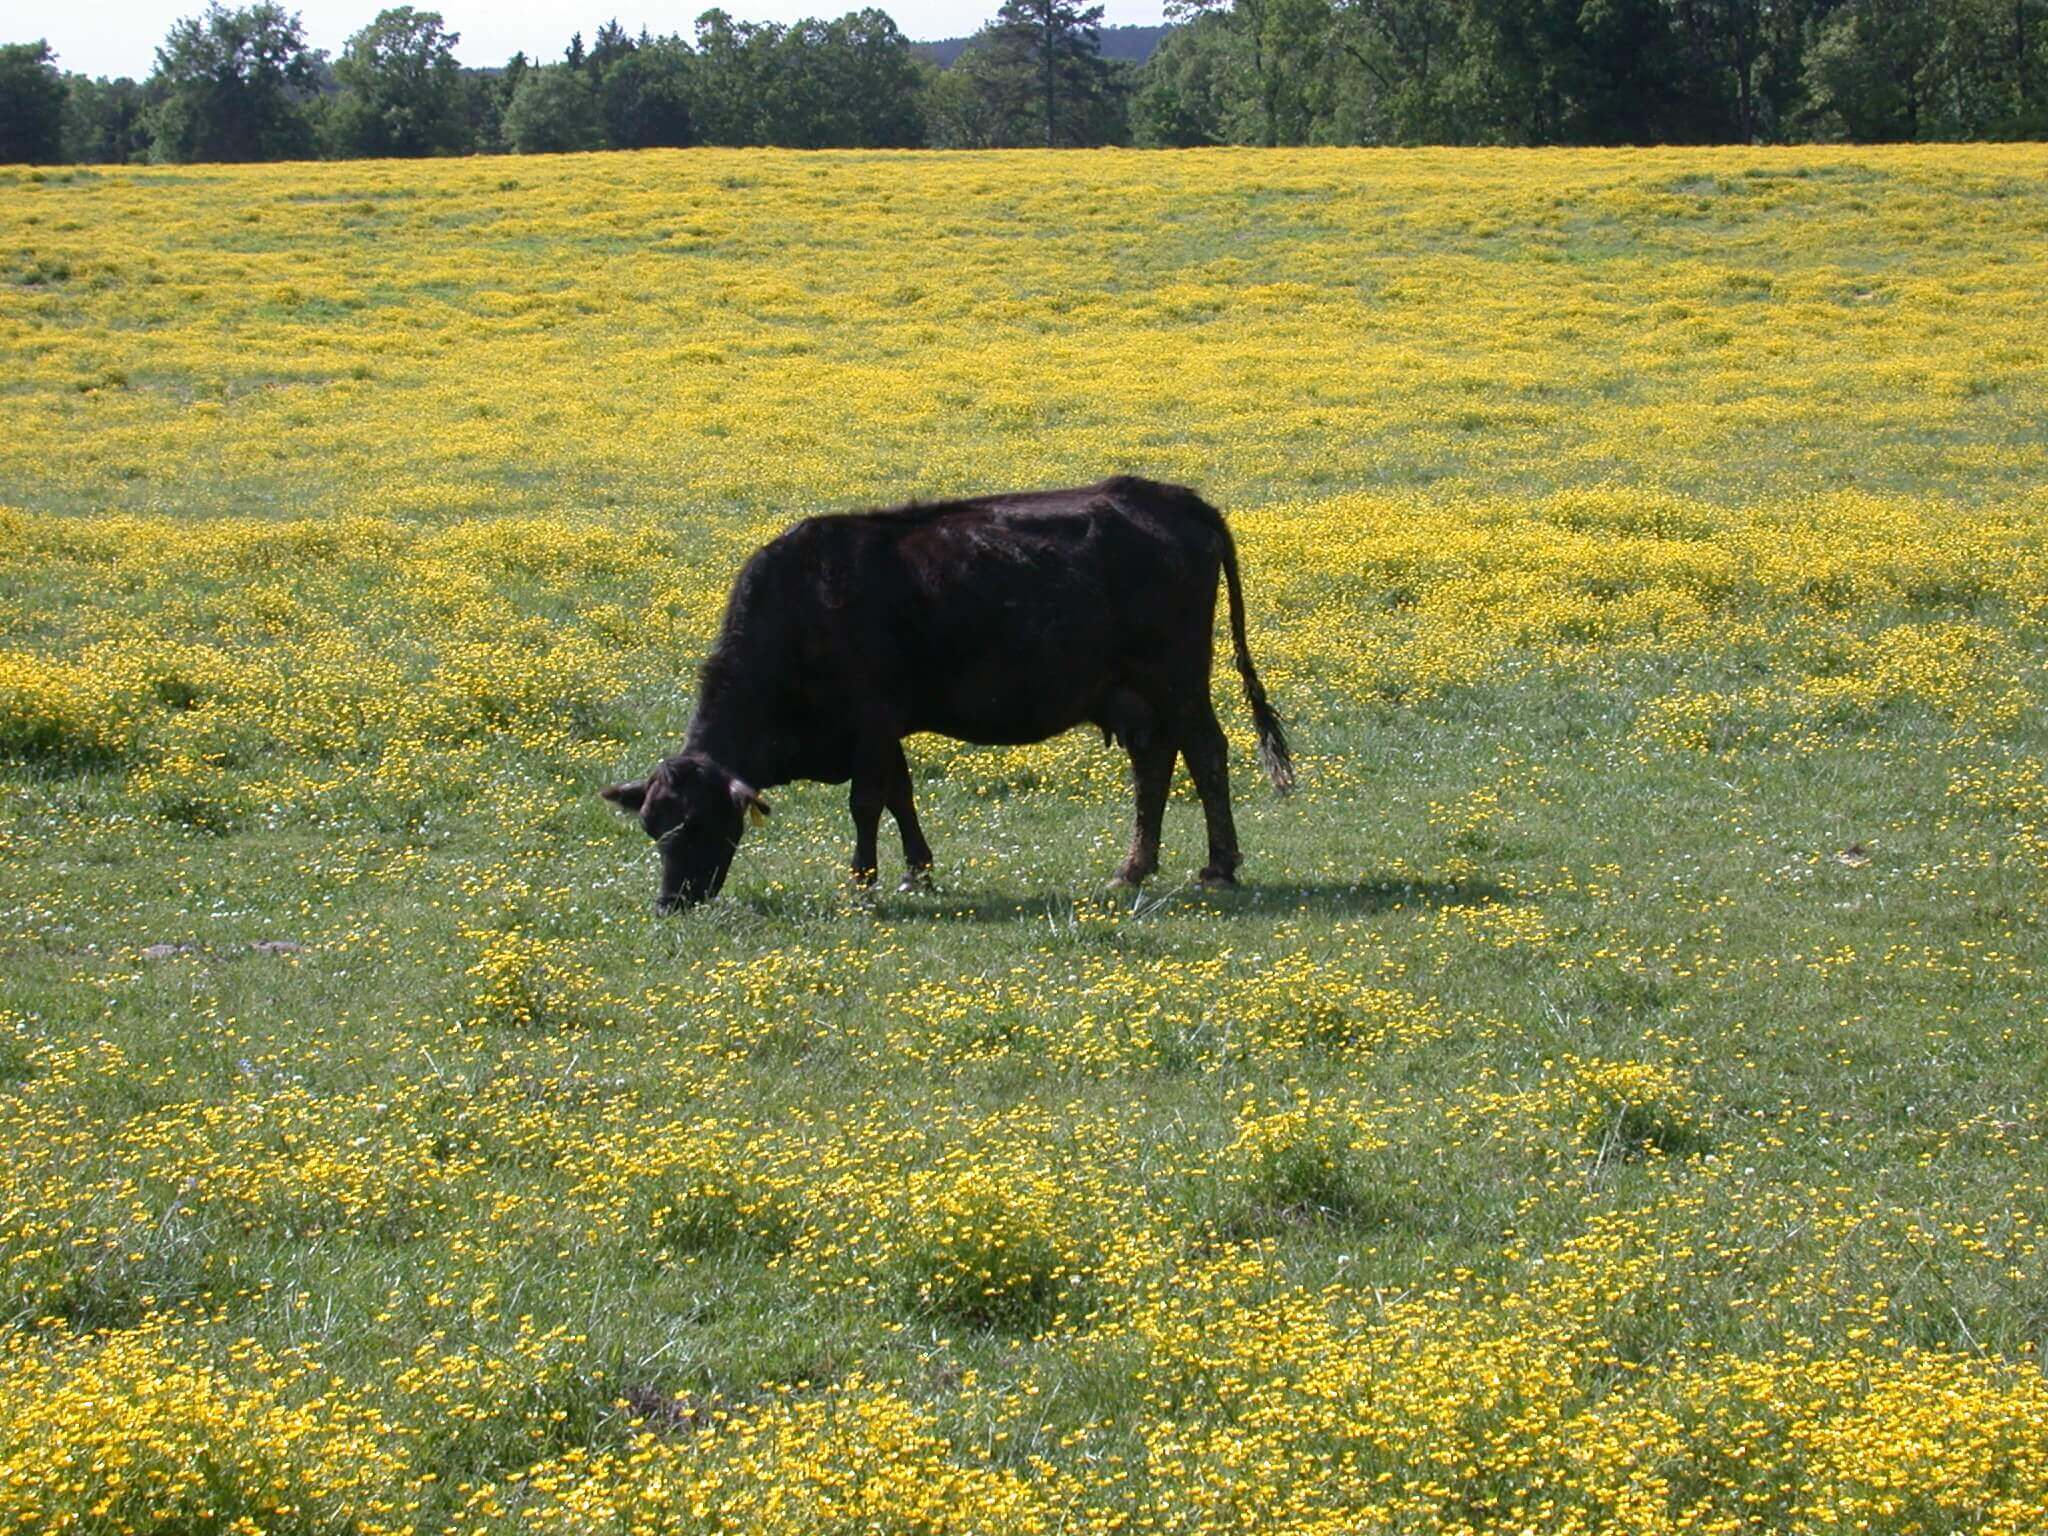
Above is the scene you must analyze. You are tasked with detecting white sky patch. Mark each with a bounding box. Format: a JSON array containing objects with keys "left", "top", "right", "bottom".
[{"left": 12, "top": 0, "right": 1170, "bottom": 81}]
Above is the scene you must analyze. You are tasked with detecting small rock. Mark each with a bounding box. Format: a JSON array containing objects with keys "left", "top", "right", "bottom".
[
  {"left": 250, "top": 940, "right": 304, "bottom": 956},
  {"left": 141, "top": 943, "right": 193, "bottom": 961},
  {"left": 618, "top": 1385, "right": 713, "bottom": 1434}
]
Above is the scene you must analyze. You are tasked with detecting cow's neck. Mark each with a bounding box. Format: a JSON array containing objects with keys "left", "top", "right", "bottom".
[{"left": 682, "top": 656, "right": 785, "bottom": 790}]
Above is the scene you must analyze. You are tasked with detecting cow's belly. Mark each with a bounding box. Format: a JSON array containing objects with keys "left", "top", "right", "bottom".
[
  {"left": 911, "top": 697, "right": 1093, "bottom": 747},
  {"left": 905, "top": 650, "right": 1121, "bottom": 743},
  {"left": 907, "top": 657, "right": 1096, "bottom": 744},
  {"left": 872, "top": 532, "right": 1214, "bottom": 749}
]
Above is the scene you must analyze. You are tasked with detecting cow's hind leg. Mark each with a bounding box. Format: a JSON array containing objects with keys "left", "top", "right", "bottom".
[
  {"left": 848, "top": 753, "right": 886, "bottom": 889},
  {"left": 885, "top": 743, "right": 935, "bottom": 892},
  {"left": 1181, "top": 705, "right": 1243, "bottom": 888},
  {"left": 1115, "top": 738, "right": 1177, "bottom": 889}
]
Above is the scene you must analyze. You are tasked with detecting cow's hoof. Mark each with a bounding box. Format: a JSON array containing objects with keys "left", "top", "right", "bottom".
[
  {"left": 1105, "top": 874, "right": 1145, "bottom": 896},
  {"left": 1196, "top": 867, "right": 1240, "bottom": 892},
  {"left": 897, "top": 867, "right": 935, "bottom": 894}
]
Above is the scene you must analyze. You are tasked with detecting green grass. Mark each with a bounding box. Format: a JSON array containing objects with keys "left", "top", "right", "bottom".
[
  {"left": 4, "top": 610, "right": 2045, "bottom": 1520},
  {"left": 2, "top": 148, "right": 2046, "bottom": 1528}
]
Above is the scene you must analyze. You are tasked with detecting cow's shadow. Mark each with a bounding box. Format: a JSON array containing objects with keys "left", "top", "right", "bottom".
[{"left": 736, "top": 874, "right": 1517, "bottom": 926}]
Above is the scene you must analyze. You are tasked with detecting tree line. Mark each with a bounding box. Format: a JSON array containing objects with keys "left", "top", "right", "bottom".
[
  {"left": 3, "top": 0, "right": 2043, "bottom": 165},
  {"left": 1149, "top": 0, "right": 2047, "bottom": 146}
]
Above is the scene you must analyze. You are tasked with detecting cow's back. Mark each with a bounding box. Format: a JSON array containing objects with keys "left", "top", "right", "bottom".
[{"left": 785, "top": 479, "right": 1226, "bottom": 747}]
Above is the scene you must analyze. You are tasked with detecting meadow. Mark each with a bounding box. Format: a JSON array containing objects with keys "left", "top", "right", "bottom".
[{"left": 1, "top": 144, "right": 2045, "bottom": 1533}]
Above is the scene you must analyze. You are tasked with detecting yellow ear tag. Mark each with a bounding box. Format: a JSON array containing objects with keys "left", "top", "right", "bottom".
[{"left": 746, "top": 801, "right": 767, "bottom": 827}]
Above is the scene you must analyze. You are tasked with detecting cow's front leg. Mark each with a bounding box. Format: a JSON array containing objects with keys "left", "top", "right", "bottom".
[
  {"left": 884, "top": 743, "right": 934, "bottom": 892},
  {"left": 848, "top": 761, "right": 885, "bottom": 889}
]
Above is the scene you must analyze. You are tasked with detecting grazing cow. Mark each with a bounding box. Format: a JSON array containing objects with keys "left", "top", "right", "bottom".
[{"left": 602, "top": 475, "right": 1293, "bottom": 910}]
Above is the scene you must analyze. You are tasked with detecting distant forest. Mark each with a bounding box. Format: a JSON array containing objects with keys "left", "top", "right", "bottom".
[
  {"left": 4, "top": 0, "right": 2043, "bottom": 163},
  {"left": 914, "top": 22, "right": 1170, "bottom": 67}
]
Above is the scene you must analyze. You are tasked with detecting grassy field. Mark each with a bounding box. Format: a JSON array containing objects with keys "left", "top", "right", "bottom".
[{"left": 2, "top": 145, "right": 2046, "bottom": 1533}]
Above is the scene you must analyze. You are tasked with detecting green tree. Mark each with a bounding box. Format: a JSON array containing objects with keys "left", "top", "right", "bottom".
[
  {"left": 1420, "top": 0, "right": 1695, "bottom": 144},
  {"left": 764, "top": 17, "right": 844, "bottom": 143},
  {"left": 776, "top": 10, "right": 926, "bottom": 146},
  {"left": 829, "top": 9, "right": 929, "bottom": 145},
  {"left": 147, "top": 3, "right": 320, "bottom": 163},
  {"left": 1908, "top": 0, "right": 2048, "bottom": 136},
  {"left": 982, "top": 0, "right": 1121, "bottom": 145},
  {"left": 1668, "top": 0, "right": 1773, "bottom": 140},
  {"left": 597, "top": 37, "right": 696, "bottom": 147},
  {"left": 1797, "top": 0, "right": 2048, "bottom": 138},
  {"left": 1132, "top": 17, "right": 1243, "bottom": 143},
  {"left": 922, "top": 50, "right": 1014, "bottom": 143},
  {"left": 455, "top": 63, "right": 509, "bottom": 151},
  {"left": 689, "top": 7, "right": 925, "bottom": 146},
  {"left": 486, "top": 51, "right": 530, "bottom": 145},
  {"left": 930, "top": 29, "right": 1033, "bottom": 143},
  {"left": 691, "top": 10, "right": 783, "bottom": 143},
  {"left": 502, "top": 61, "right": 602, "bottom": 151},
  {"left": 1169, "top": 0, "right": 1331, "bottom": 143},
  {"left": 1805, "top": 0, "right": 1941, "bottom": 136},
  {"left": 2008, "top": 0, "right": 2047, "bottom": 128},
  {"left": 328, "top": 7, "right": 468, "bottom": 156},
  {"left": 0, "top": 41, "right": 70, "bottom": 163},
  {"left": 1320, "top": 0, "right": 1471, "bottom": 142},
  {"left": 62, "top": 73, "right": 152, "bottom": 162},
  {"left": 1456, "top": 0, "right": 1584, "bottom": 142},
  {"left": 1572, "top": 0, "right": 1684, "bottom": 140},
  {"left": 587, "top": 18, "right": 638, "bottom": 81},
  {"left": 1089, "top": 55, "right": 1142, "bottom": 139}
]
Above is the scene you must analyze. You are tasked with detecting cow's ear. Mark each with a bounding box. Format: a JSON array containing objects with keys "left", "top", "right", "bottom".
[
  {"left": 729, "top": 779, "right": 772, "bottom": 824},
  {"left": 600, "top": 779, "right": 650, "bottom": 813}
]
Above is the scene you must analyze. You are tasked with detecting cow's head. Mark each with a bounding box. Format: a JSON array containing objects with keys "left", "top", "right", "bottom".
[{"left": 602, "top": 754, "right": 771, "bottom": 912}]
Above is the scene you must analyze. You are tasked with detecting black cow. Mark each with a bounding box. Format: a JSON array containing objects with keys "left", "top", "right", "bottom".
[{"left": 602, "top": 475, "right": 1294, "bottom": 910}]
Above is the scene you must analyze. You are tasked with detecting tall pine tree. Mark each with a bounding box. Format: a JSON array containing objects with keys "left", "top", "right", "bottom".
[{"left": 986, "top": 0, "right": 1115, "bottom": 146}]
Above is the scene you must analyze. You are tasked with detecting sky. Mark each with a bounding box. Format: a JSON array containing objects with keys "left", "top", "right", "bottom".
[{"left": 8, "top": 0, "right": 1171, "bottom": 79}]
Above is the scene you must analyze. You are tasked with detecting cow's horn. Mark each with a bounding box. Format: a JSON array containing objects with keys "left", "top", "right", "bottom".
[{"left": 729, "top": 779, "right": 771, "bottom": 822}]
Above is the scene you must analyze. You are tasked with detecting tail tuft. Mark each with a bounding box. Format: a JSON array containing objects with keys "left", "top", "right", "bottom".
[{"left": 1254, "top": 704, "right": 1296, "bottom": 795}]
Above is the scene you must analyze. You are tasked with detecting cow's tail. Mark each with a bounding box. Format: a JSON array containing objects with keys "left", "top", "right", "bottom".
[{"left": 1218, "top": 522, "right": 1296, "bottom": 795}]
